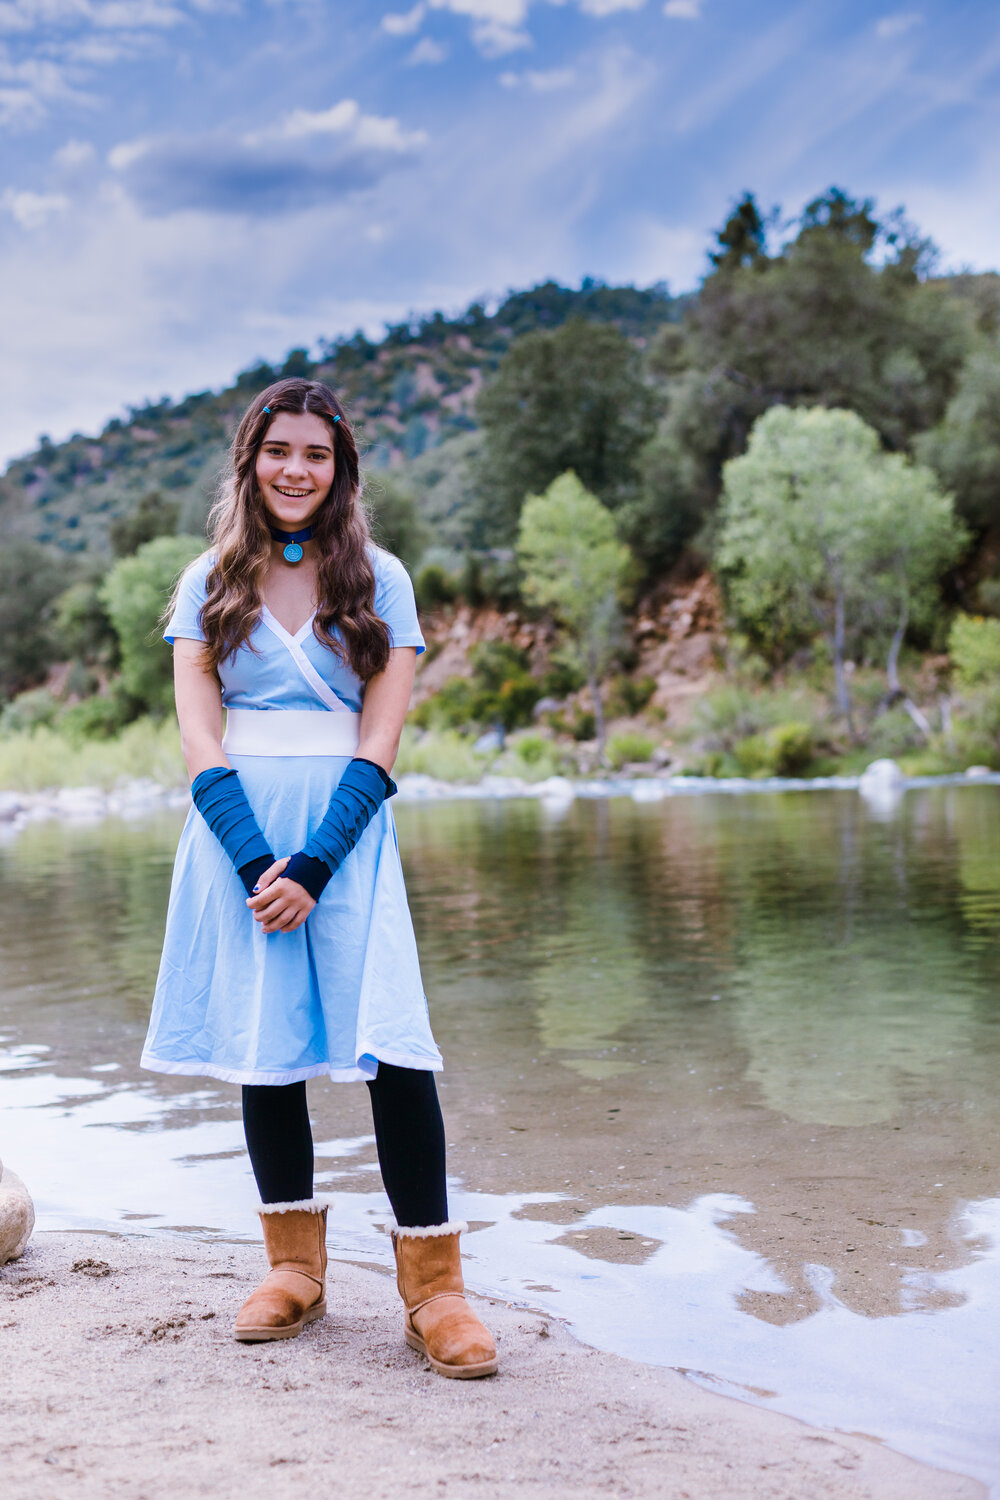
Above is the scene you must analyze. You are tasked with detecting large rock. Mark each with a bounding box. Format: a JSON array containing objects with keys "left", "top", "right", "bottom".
[{"left": 0, "top": 1157, "right": 35, "bottom": 1265}]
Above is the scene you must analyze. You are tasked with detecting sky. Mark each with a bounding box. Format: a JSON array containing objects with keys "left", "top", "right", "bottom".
[{"left": 0, "top": 0, "right": 998, "bottom": 466}]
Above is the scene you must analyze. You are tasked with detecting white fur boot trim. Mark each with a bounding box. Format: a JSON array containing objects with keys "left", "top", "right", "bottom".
[
  {"left": 258, "top": 1196, "right": 329, "bottom": 1215},
  {"left": 391, "top": 1219, "right": 468, "bottom": 1239}
]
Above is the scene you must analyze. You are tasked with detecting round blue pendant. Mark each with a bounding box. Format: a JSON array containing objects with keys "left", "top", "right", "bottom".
[{"left": 282, "top": 541, "right": 304, "bottom": 564}]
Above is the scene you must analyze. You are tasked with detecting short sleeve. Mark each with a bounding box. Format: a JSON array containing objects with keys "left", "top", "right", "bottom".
[
  {"left": 164, "top": 553, "right": 212, "bottom": 644},
  {"left": 372, "top": 549, "right": 425, "bottom": 655}
]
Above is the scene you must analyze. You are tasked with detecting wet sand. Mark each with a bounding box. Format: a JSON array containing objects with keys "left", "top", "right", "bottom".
[{"left": 1, "top": 1231, "right": 982, "bottom": 1500}]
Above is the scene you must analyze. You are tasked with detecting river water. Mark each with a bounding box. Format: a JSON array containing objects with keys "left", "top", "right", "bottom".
[{"left": 2, "top": 786, "right": 999, "bottom": 1490}]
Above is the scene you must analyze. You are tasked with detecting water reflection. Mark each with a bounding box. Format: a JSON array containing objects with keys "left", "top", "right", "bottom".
[{"left": 2, "top": 789, "right": 1000, "bottom": 1490}]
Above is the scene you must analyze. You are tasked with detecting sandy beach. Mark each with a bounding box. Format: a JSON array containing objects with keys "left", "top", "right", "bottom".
[{"left": 0, "top": 1230, "right": 982, "bottom": 1500}]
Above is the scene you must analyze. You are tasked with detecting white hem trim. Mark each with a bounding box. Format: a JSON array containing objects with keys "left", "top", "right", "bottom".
[
  {"left": 259, "top": 1197, "right": 328, "bottom": 1215},
  {"left": 140, "top": 1051, "right": 443, "bottom": 1086},
  {"left": 392, "top": 1220, "right": 468, "bottom": 1239}
]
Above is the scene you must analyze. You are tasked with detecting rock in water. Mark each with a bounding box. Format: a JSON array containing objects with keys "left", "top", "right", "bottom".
[
  {"left": 0, "top": 1157, "right": 35, "bottom": 1264},
  {"left": 858, "top": 758, "right": 906, "bottom": 792},
  {"left": 858, "top": 758, "right": 906, "bottom": 819}
]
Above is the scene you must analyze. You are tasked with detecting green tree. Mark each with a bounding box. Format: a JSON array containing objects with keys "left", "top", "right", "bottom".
[
  {"left": 476, "top": 320, "right": 655, "bottom": 545},
  {"left": 0, "top": 537, "right": 66, "bottom": 700},
  {"left": 629, "top": 190, "right": 971, "bottom": 579},
  {"left": 861, "top": 460, "right": 969, "bottom": 701},
  {"left": 53, "top": 573, "right": 119, "bottom": 667},
  {"left": 916, "top": 350, "right": 1000, "bottom": 531},
  {"left": 109, "top": 489, "right": 181, "bottom": 558},
  {"left": 517, "top": 472, "right": 632, "bottom": 757},
  {"left": 708, "top": 191, "right": 773, "bottom": 272},
  {"left": 717, "top": 406, "right": 965, "bottom": 737},
  {"left": 363, "top": 472, "right": 427, "bottom": 571},
  {"left": 100, "top": 535, "right": 204, "bottom": 713},
  {"left": 689, "top": 188, "right": 966, "bottom": 449}
]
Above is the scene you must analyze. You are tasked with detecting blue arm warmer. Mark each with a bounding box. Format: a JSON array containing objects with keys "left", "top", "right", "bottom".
[
  {"left": 190, "top": 767, "right": 274, "bottom": 897},
  {"left": 283, "top": 757, "right": 396, "bottom": 902}
]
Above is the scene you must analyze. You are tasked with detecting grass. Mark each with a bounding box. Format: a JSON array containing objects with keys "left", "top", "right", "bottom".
[
  {"left": 393, "top": 725, "right": 495, "bottom": 783},
  {"left": 0, "top": 675, "right": 990, "bottom": 797},
  {"left": 0, "top": 717, "right": 186, "bottom": 793}
]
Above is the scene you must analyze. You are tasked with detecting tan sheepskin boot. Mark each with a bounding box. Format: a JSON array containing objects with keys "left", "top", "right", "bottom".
[
  {"left": 234, "top": 1199, "right": 327, "bottom": 1342},
  {"left": 392, "top": 1221, "right": 497, "bottom": 1378}
]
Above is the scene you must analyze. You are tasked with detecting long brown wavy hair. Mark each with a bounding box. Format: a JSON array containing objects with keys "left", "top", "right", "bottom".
[{"left": 193, "top": 378, "right": 390, "bottom": 679}]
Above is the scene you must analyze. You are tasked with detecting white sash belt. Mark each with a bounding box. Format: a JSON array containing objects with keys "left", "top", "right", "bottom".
[{"left": 223, "top": 708, "right": 360, "bottom": 757}]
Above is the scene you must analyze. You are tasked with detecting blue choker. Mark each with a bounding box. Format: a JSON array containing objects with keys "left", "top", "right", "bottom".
[{"left": 268, "top": 523, "right": 314, "bottom": 564}]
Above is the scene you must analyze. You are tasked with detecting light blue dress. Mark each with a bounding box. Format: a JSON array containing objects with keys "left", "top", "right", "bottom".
[{"left": 140, "top": 547, "right": 443, "bottom": 1086}]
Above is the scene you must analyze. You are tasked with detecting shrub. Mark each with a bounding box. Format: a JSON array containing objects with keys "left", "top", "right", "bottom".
[
  {"left": 733, "top": 721, "right": 814, "bottom": 778},
  {"left": 411, "top": 677, "right": 475, "bottom": 731},
  {"left": 540, "top": 654, "right": 585, "bottom": 698},
  {"left": 414, "top": 563, "right": 458, "bottom": 611},
  {"left": 513, "top": 733, "right": 548, "bottom": 765},
  {"left": 57, "top": 692, "right": 135, "bottom": 743},
  {"left": 415, "top": 642, "right": 540, "bottom": 733},
  {"left": 866, "top": 706, "right": 925, "bottom": 759},
  {"left": 693, "top": 685, "right": 775, "bottom": 751},
  {"left": 493, "top": 735, "right": 567, "bottom": 781},
  {"left": 952, "top": 684, "right": 1000, "bottom": 768},
  {"left": 949, "top": 613, "right": 1000, "bottom": 690},
  {"left": 607, "top": 731, "right": 655, "bottom": 769},
  {"left": 0, "top": 687, "right": 61, "bottom": 735},
  {"left": 732, "top": 734, "right": 773, "bottom": 777},
  {"left": 767, "top": 721, "right": 814, "bottom": 775},
  {"left": 392, "top": 727, "right": 490, "bottom": 782},
  {"left": 606, "top": 674, "right": 657, "bottom": 718}
]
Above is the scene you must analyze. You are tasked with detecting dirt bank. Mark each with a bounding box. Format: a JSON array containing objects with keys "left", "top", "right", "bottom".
[{"left": 0, "top": 1231, "right": 980, "bottom": 1500}]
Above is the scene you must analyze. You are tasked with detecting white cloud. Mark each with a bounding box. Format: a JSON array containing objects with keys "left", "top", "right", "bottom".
[
  {"left": 108, "top": 99, "right": 429, "bottom": 216},
  {"left": 0, "top": 0, "right": 184, "bottom": 32},
  {"left": 107, "top": 136, "right": 150, "bottom": 170},
  {"left": 265, "top": 99, "right": 428, "bottom": 153},
  {"left": 427, "top": 0, "right": 530, "bottom": 55},
  {"left": 53, "top": 136, "right": 95, "bottom": 168},
  {"left": 3, "top": 187, "right": 70, "bottom": 228},
  {"left": 0, "top": 0, "right": 194, "bottom": 127},
  {"left": 386, "top": 0, "right": 657, "bottom": 56},
  {"left": 90, "top": 1, "right": 184, "bottom": 27},
  {"left": 499, "top": 65, "right": 576, "bottom": 91},
  {"left": 381, "top": 3, "right": 426, "bottom": 35},
  {"left": 663, "top": 0, "right": 702, "bottom": 18},
  {"left": 0, "top": 49, "right": 92, "bottom": 125},
  {"left": 407, "top": 36, "right": 447, "bottom": 63},
  {"left": 579, "top": 0, "right": 645, "bottom": 14},
  {"left": 875, "top": 12, "right": 922, "bottom": 41}
]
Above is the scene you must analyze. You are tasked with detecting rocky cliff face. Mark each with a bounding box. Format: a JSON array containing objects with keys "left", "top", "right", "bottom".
[
  {"left": 415, "top": 571, "right": 726, "bottom": 728},
  {"left": 632, "top": 572, "right": 726, "bottom": 728}
]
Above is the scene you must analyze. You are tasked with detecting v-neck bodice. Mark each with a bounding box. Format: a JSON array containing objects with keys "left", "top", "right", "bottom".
[
  {"left": 260, "top": 604, "right": 317, "bottom": 645},
  {"left": 164, "top": 547, "right": 426, "bottom": 716}
]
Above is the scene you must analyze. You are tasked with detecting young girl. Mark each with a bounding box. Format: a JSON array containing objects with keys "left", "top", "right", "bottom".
[{"left": 141, "top": 378, "right": 496, "bottom": 1379}]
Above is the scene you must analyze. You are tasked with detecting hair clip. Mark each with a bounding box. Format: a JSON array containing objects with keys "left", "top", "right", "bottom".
[
  {"left": 333, "top": 414, "right": 341, "bottom": 423},
  {"left": 262, "top": 406, "right": 271, "bottom": 414}
]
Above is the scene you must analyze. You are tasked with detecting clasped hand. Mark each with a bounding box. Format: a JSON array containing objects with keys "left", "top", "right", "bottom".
[{"left": 245, "top": 857, "right": 316, "bottom": 934}]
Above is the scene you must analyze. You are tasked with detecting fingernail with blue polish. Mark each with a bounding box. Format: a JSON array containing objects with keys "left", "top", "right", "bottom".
[{"left": 252, "top": 885, "right": 260, "bottom": 893}]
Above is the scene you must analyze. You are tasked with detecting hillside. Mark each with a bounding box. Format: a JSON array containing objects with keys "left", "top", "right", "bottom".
[
  {"left": 0, "top": 279, "right": 681, "bottom": 558},
  {"left": 3, "top": 189, "right": 1000, "bottom": 788}
]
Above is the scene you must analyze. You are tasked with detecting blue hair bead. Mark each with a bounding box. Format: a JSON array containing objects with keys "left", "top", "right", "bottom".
[
  {"left": 262, "top": 405, "right": 271, "bottom": 414},
  {"left": 333, "top": 414, "right": 341, "bottom": 423}
]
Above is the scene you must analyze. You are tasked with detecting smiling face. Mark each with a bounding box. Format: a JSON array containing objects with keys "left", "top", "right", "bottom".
[{"left": 255, "top": 410, "right": 337, "bottom": 530}]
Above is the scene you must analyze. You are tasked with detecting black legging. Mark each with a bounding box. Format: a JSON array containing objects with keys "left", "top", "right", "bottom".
[{"left": 242, "top": 1063, "right": 448, "bottom": 1227}]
